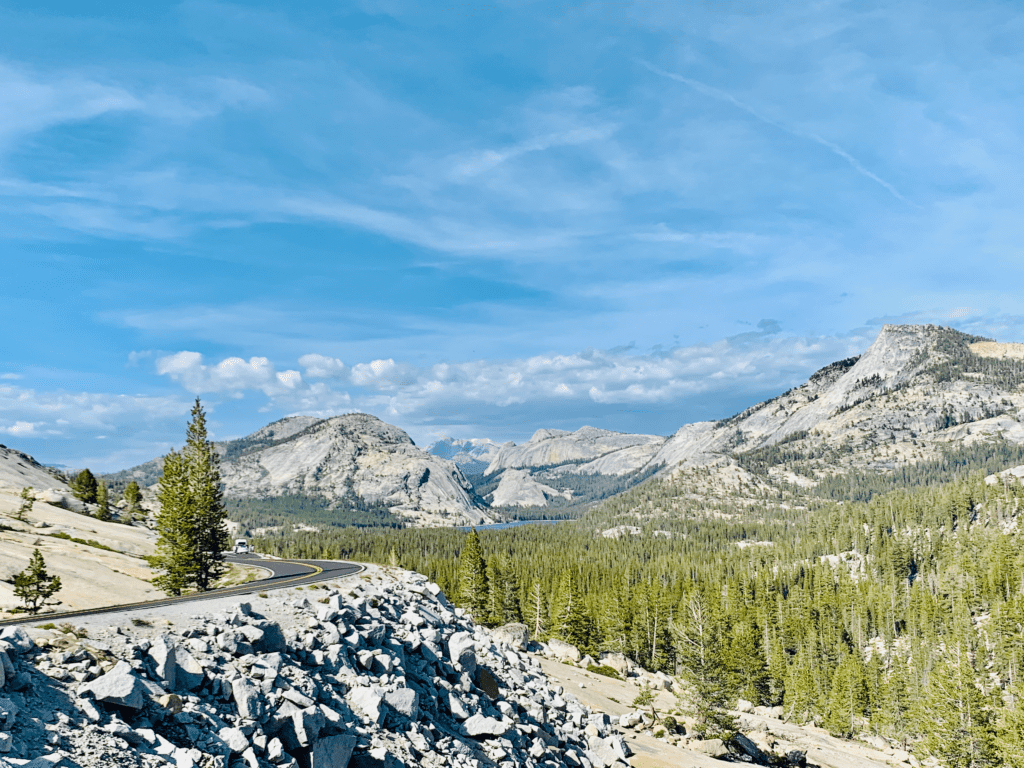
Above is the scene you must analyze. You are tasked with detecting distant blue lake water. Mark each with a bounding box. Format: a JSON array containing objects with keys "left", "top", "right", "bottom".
[{"left": 457, "top": 519, "right": 575, "bottom": 531}]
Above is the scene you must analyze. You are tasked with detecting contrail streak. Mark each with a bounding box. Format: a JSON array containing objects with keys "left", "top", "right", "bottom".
[{"left": 640, "top": 60, "right": 913, "bottom": 205}]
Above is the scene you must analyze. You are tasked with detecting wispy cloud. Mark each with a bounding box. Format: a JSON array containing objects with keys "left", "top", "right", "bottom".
[
  {"left": 0, "top": 384, "right": 189, "bottom": 439},
  {"left": 639, "top": 60, "right": 913, "bottom": 205},
  {"left": 0, "top": 62, "right": 143, "bottom": 147}
]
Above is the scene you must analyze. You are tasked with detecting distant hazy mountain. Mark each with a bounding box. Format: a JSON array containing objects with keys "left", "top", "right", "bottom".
[
  {"left": 484, "top": 426, "right": 666, "bottom": 476},
  {"left": 425, "top": 437, "right": 508, "bottom": 474}
]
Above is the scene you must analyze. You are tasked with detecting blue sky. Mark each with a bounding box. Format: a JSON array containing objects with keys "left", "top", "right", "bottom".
[{"left": 2, "top": 0, "right": 1024, "bottom": 471}]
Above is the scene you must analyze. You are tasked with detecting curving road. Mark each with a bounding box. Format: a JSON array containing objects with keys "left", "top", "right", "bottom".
[{"left": 0, "top": 554, "right": 364, "bottom": 627}]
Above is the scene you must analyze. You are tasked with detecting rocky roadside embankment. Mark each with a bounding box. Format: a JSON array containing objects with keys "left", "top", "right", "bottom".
[{"left": 0, "top": 567, "right": 631, "bottom": 768}]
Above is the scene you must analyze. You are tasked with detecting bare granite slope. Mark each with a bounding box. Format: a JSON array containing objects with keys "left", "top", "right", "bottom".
[
  {"left": 109, "top": 414, "right": 492, "bottom": 527},
  {"left": 653, "top": 324, "right": 1024, "bottom": 483},
  {"left": 484, "top": 427, "right": 666, "bottom": 475},
  {"left": 219, "top": 414, "right": 490, "bottom": 527}
]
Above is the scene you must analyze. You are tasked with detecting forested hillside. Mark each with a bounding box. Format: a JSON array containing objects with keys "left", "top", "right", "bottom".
[{"left": 256, "top": 466, "right": 1024, "bottom": 764}]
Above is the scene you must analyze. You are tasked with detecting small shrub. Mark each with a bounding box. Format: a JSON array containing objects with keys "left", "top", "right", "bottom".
[
  {"left": 587, "top": 664, "right": 622, "bottom": 680},
  {"left": 58, "top": 622, "right": 87, "bottom": 638},
  {"left": 662, "top": 715, "right": 678, "bottom": 733},
  {"left": 653, "top": 729, "right": 666, "bottom": 739},
  {"left": 131, "top": 617, "right": 151, "bottom": 627},
  {"left": 258, "top": 592, "right": 269, "bottom": 599},
  {"left": 35, "top": 622, "right": 57, "bottom": 630}
]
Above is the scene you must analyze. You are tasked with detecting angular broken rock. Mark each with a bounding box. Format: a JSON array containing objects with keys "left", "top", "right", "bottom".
[
  {"left": 232, "top": 678, "right": 264, "bottom": 721},
  {"left": 148, "top": 635, "right": 177, "bottom": 689},
  {"left": 173, "top": 646, "right": 205, "bottom": 691},
  {"left": 79, "top": 660, "right": 146, "bottom": 710},
  {"left": 219, "top": 727, "right": 250, "bottom": 754},
  {"left": 311, "top": 733, "right": 357, "bottom": 768},
  {"left": 348, "top": 686, "right": 385, "bottom": 725},
  {"left": 384, "top": 687, "right": 419, "bottom": 721},
  {"left": 447, "top": 631, "right": 477, "bottom": 676},
  {"left": 462, "top": 713, "right": 508, "bottom": 739}
]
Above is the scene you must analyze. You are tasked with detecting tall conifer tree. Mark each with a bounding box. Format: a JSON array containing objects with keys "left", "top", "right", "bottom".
[
  {"left": 152, "top": 398, "right": 229, "bottom": 595},
  {"left": 457, "top": 528, "right": 489, "bottom": 617},
  {"left": 184, "top": 399, "right": 229, "bottom": 591}
]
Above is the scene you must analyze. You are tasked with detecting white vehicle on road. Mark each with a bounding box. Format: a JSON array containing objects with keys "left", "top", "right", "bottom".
[{"left": 233, "top": 539, "right": 250, "bottom": 554}]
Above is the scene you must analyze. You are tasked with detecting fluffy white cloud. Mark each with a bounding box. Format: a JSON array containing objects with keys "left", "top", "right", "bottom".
[
  {"left": 298, "top": 354, "right": 348, "bottom": 379},
  {"left": 154, "top": 330, "right": 870, "bottom": 430},
  {"left": 156, "top": 352, "right": 305, "bottom": 397}
]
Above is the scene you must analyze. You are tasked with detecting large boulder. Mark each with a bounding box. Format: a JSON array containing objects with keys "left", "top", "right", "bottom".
[
  {"left": 79, "top": 661, "right": 146, "bottom": 710},
  {"left": 447, "top": 632, "right": 477, "bottom": 677},
  {"left": 231, "top": 678, "right": 264, "bottom": 721},
  {"left": 547, "top": 639, "right": 581, "bottom": 663},
  {"left": 689, "top": 739, "right": 729, "bottom": 758},
  {"left": 597, "top": 652, "right": 632, "bottom": 677},
  {"left": 491, "top": 623, "right": 529, "bottom": 651},
  {"left": 0, "top": 629, "right": 33, "bottom": 655},
  {"left": 384, "top": 688, "right": 420, "bottom": 722},
  {"left": 253, "top": 621, "right": 287, "bottom": 653}
]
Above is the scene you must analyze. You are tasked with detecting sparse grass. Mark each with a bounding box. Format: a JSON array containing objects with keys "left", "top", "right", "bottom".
[
  {"left": 258, "top": 592, "right": 269, "bottom": 599},
  {"left": 131, "top": 617, "right": 151, "bottom": 627},
  {"left": 35, "top": 622, "right": 57, "bottom": 630},
  {"left": 45, "top": 531, "right": 118, "bottom": 552},
  {"left": 58, "top": 622, "right": 88, "bottom": 638}
]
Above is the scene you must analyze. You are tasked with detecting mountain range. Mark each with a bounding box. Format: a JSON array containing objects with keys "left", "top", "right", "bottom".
[{"left": 8, "top": 323, "right": 1024, "bottom": 528}]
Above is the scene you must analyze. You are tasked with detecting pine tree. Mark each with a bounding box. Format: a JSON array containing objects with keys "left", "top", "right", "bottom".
[
  {"left": 997, "top": 684, "right": 1024, "bottom": 767},
  {"left": 151, "top": 399, "right": 230, "bottom": 595},
  {"left": 457, "top": 528, "right": 489, "bottom": 617},
  {"left": 824, "top": 648, "right": 869, "bottom": 737},
  {"left": 919, "top": 641, "right": 999, "bottom": 768},
  {"left": 152, "top": 450, "right": 195, "bottom": 595},
  {"left": 14, "top": 487, "right": 32, "bottom": 522},
  {"left": 13, "top": 548, "right": 62, "bottom": 614},
  {"left": 71, "top": 468, "right": 98, "bottom": 504},
  {"left": 672, "top": 589, "right": 737, "bottom": 739},
  {"left": 183, "top": 399, "right": 229, "bottom": 591},
  {"left": 123, "top": 480, "right": 142, "bottom": 514},
  {"left": 485, "top": 555, "right": 504, "bottom": 626},
  {"left": 95, "top": 479, "right": 111, "bottom": 521},
  {"left": 554, "top": 567, "right": 591, "bottom": 650}
]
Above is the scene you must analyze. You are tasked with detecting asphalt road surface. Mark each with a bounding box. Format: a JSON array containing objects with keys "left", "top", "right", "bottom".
[{"left": 0, "top": 554, "right": 364, "bottom": 627}]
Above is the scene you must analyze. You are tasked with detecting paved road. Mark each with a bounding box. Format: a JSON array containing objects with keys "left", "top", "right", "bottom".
[{"left": 0, "top": 554, "right": 363, "bottom": 627}]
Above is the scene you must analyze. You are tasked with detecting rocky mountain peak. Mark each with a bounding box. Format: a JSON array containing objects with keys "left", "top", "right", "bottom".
[
  {"left": 653, "top": 323, "right": 1024, "bottom": 484},
  {"left": 526, "top": 428, "right": 571, "bottom": 443}
]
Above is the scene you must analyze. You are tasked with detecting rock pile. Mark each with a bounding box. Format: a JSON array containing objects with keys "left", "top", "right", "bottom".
[{"left": 0, "top": 570, "right": 630, "bottom": 768}]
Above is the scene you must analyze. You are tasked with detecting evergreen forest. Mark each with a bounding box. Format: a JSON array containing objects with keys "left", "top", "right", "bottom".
[{"left": 255, "top": 464, "right": 1024, "bottom": 765}]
